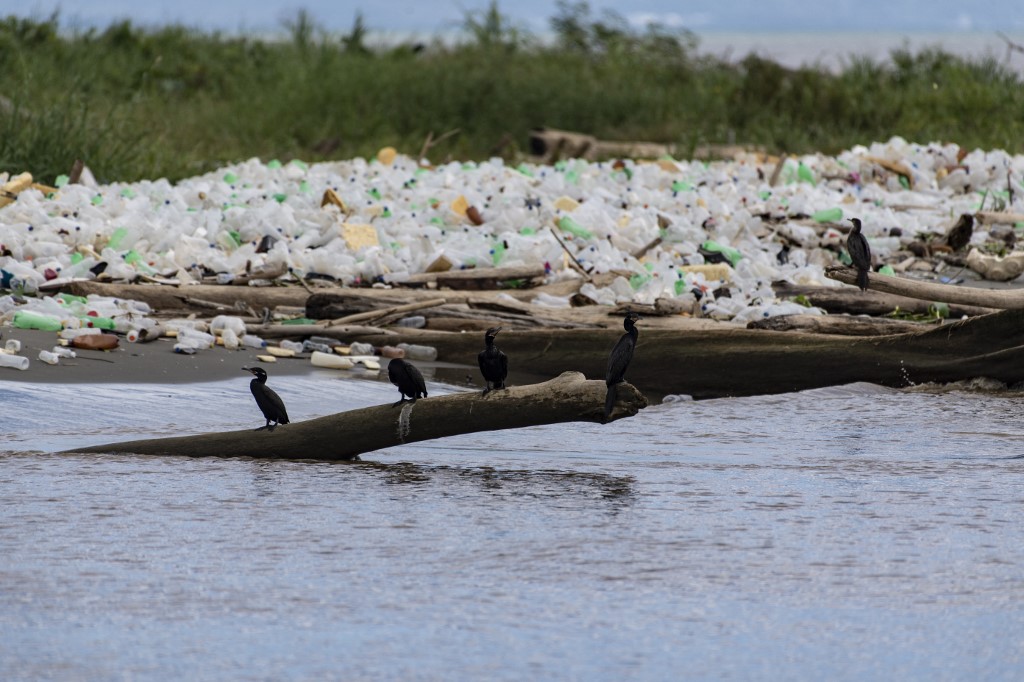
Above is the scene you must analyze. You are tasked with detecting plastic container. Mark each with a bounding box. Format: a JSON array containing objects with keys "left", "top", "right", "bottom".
[
  {"left": 378, "top": 345, "right": 406, "bottom": 359},
  {"left": 310, "top": 350, "right": 354, "bottom": 369},
  {"left": 397, "top": 343, "right": 438, "bottom": 361},
  {"left": 38, "top": 350, "right": 60, "bottom": 365},
  {"left": 125, "top": 329, "right": 140, "bottom": 343},
  {"left": 210, "top": 315, "right": 246, "bottom": 336},
  {"left": 279, "top": 340, "right": 305, "bottom": 353},
  {"left": 4, "top": 339, "right": 21, "bottom": 353},
  {"left": 0, "top": 353, "right": 29, "bottom": 370},
  {"left": 221, "top": 328, "right": 240, "bottom": 350},
  {"left": 12, "top": 311, "right": 63, "bottom": 332}
]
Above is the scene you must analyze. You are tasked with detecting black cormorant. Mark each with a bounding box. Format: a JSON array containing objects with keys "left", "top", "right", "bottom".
[
  {"left": 478, "top": 326, "right": 508, "bottom": 395},
  {"left": 847, "top": 218, "right": 872, "bottom": 292},
  {"left": 388, "top": 358, "right": 427, "bottom": 407},
  {"left": 242, "top": 366, "right": 289, "bottom": 431},
  {"left": 604, "top": 311, "right": 640, "bottom": 422}
]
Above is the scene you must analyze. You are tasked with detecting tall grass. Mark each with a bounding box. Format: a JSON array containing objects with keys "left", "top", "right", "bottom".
[{"left": 0, "top": 11, "right": 1022, "bottom": 184}]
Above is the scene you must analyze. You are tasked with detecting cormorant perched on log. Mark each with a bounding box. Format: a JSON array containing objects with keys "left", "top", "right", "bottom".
[
  {"left": 847, "top": 218, "right": 872, "bottom": 292},
  {"left": 242, "top": 366, "right": 289, "bottom": 431},
  {"left": 388, "top": 358, "right": 427, "bottom": 407},
  {"left": 604, "top": 311, "right": 641, "bottom": 423},
  {"left": 478, "top": 326, "right": 508, "bottom": 395}
]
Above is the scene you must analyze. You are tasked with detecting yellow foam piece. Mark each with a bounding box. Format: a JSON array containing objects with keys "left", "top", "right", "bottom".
[
  {"left": 450, "top": 194, "right": 469, "bottom": 217},
  {"left": 553, "top": 195, "right": 580, "bottom": 212},
  {"left": 377, "top": 147, "right": 398, "bottom": 165},
  {"left": 341, "top": 223, "right": 380, "bottom": 250},
  {"left": 679, "top": 263, "right": 731, "bottom": 282}
]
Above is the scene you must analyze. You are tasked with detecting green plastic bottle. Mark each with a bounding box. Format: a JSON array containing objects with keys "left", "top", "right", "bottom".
[{"left": 12, "top": 311, "right": 63, "bottom": 332}]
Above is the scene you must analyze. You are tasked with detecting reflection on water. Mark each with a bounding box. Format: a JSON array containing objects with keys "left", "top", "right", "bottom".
[{"left": 2, "top": 379, "right": 1024, "bottom": 680}]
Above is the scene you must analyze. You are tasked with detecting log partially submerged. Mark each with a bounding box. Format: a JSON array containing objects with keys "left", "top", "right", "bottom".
[
  {"left": 64, "top": 373, "right": 648, "bottom": 460},
  {"left": 773, "top": 281, "right": 996, "bottom": 317},
  {"left": 747, "top": 313, "right": 930, "bottom": 336},
  {"left": 356, "top": 308, "right": 1024, "bottom": 399}
]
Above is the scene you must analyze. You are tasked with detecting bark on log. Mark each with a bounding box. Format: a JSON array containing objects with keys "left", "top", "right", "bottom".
[
  {"left": 746, "top": 313, "right": 931, "bottom": 336},
  {"left": 353, "top": 308, "right": 1024, "bottom": 399},
  {"left": 62, "top": 372, "right": 647, "bottom": 460},
  {"left": 825, "top": 265, "right": 1024, "bottom": 309},
  {"left": 63, "top": 279, "right": 586, "bottom": 313},
  {"left": 774, "top": 281, "right": 996, "bottom": 317},
  {"left": 400, "top": 265, "right": 548, "bottom": 289}
]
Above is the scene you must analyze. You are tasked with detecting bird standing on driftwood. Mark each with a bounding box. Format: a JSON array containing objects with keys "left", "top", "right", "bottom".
[
  {"left": 388, "top": 358, "right": 427, "bottom": 407},
  {"left": 243, "top": 366, "right": 290, "bottom": 431},
  {"left": 478, "top": 326, "right": 508, "bottom": 395},
  {"left": 604, "top": 311, "right": 641, "bottom": 423},
  {"left": 847, "top": 218, "right": 872, "bottom": 292}
]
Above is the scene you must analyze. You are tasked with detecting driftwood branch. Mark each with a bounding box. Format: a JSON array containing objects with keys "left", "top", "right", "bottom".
[
  {"left": 774, "top": 281, "right": 995, "bottom": 317},
  {"left": 63, "top": 373, "right": 647, "bottom": 460},
  {"left": 326, "top": 297, "right": 447, "bottom": 326},
  {"left": 825, "top": 265, "right": 1024, "bottom": 309},
  {"left": 746, "top": 313, "right": 930, "bottom": 336}
]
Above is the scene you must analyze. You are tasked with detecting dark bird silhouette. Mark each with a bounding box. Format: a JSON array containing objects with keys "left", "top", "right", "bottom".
[
  {"left": 944, "top": 213, "right": 974, "bottom": 252},
  {"left": 478, "top": 326, "right": 508, "bottom": 395},
  {"left": 847, "top": 218, "right": 872, "bottom": 292},
  {"left": 604, "top": 311, "right": 641, "bottom": 423},
  {"left": 242, "top": 366, "right": 289, "bottom": 431},
  {"left": 388, "top": 358, "right": 427, "bottom": 407}
]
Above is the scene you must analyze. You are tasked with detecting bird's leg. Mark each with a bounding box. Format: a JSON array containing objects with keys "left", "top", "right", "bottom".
[
  {"left": 254, "top": 425, "right": 268, "bottom": 431},
  {"left": 482, "top": 381, "right": 492, "bottom": 396},
  {"left": 267, "top": 422, "right": 277, "bottom": 432},
  {"left": 391, "top": 397, "right": 408, "bottom": 408}
]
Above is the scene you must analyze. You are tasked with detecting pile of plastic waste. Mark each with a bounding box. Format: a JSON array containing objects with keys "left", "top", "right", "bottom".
[{"left": 0, "top": 137, "right": 1021, "bottom": 326}]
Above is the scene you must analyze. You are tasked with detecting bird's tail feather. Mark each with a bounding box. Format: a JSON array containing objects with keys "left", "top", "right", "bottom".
[
  {"left": 856, "top": 268, "right": 869, "bottom": 292},
  {"left": 604, "top": 384, "right": 617, "bottom": 422}
]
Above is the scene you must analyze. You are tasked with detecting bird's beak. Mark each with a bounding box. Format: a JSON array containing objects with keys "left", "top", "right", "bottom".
[{"left": 494, "top": 327, "right": 503, "bottom": 334}]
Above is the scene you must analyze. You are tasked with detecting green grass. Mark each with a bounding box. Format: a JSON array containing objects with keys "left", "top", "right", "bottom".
[{"left": 1, "top": 13, "right": 1023, "bottom": 185}]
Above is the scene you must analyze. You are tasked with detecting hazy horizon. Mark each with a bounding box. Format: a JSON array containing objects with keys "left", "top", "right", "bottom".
[{"left": 6, "top": 0, "right": 1024, "bottom": 35}]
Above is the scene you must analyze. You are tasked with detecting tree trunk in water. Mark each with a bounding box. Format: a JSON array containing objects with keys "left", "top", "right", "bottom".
[
  {"left": 63, "top": 373, "right": 647, "bottom": 460},
  {"left": 355, "top": 309, "right": 1024, "bottom": 399}
]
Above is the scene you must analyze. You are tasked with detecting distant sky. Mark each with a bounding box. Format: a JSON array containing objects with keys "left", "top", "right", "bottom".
[{"left": 6, "top": 0, "right": 1023, "bottom": 34}]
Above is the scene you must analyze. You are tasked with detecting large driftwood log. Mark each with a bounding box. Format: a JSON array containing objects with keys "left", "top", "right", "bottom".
[
  {"left": 825, "top": 265, "right": 1024, "bottom": 309},
  {"left": 356, "top": 308, "right": 1024, "bottom": 398},
  {"left": 773, "top": 281, "right": 996, "bottom": 317},
  {"left": 747, "top": 314, "right": 930, "bottom": 336},
  {"left": 63, "top": 373, "right": 646, "bottom": 460}
]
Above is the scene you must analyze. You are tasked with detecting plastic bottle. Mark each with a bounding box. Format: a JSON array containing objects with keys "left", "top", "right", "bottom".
[
  {"left": 397, "top": 343, "right": 438, "bottom": 361},
  {"left": 279, "top": 340, "right": 304, "bottom": 353},
  {"left": 12, "top": 311, "right": 63, "bottom": 332},
  {"left": 38, "top": 350, "right": 59, "bottom": 365},
  {"left": 302, "top": 340, "right": 332, "bottom": 354},
  {"left": 4, "top": 339, "right": 21, "bottom": 353},
  {"left": 310, "top": 351, "right": 354, "bottom": 369},
  {"left": 378, "top": 345, "right": 406, "bottom": 359},
  {"left": 51, "top": 346, "right": 76, "bottom": 359},
  {"left": 349, "top": 342, "right": 374, "bottom": 356},
  {"left": 241, "top": 334, "right": 266, "bottom": 349},
  {"left": 221, "top": 328, "right": 240, "bottom": 350},
  {"left": 126, "top": 329, "right": 140, "bottom": 343},
  {"left": 210, "top": 315, "right": 247, "bottom": 336},
  {"left": 0, "top": 353, "right": 29, "bottom": 370},
  {"left": 307, "top": 335, "right": 340, "bottom": 348},
  {"left": 395, "top": 315, "right": 426, "bottom": 329},
  {"left": 59, "top": 328, "right": 102, "bottom": 340}
]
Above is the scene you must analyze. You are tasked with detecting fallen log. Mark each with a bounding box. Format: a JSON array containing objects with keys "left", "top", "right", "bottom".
[
  {"left": 326, "top": 297, "right": 447, "bottom": 326},
  {"left": 825, "top": 265, "right": 1024, "bottom": 309},
  {"left": 399, "top": 265, "right": 547, "bottom": 288},
  {"left": 354, "top": 308, "right": 1024, "bottom": 398},
  {"left": 774, "top": 280, "right": 996, "bottom": 317},
  {"left": 63, "top": 372, "right": 647, "bottom": 460},
  {"left": 746, "top": 313, "right": 931, "bottom": 336}
]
